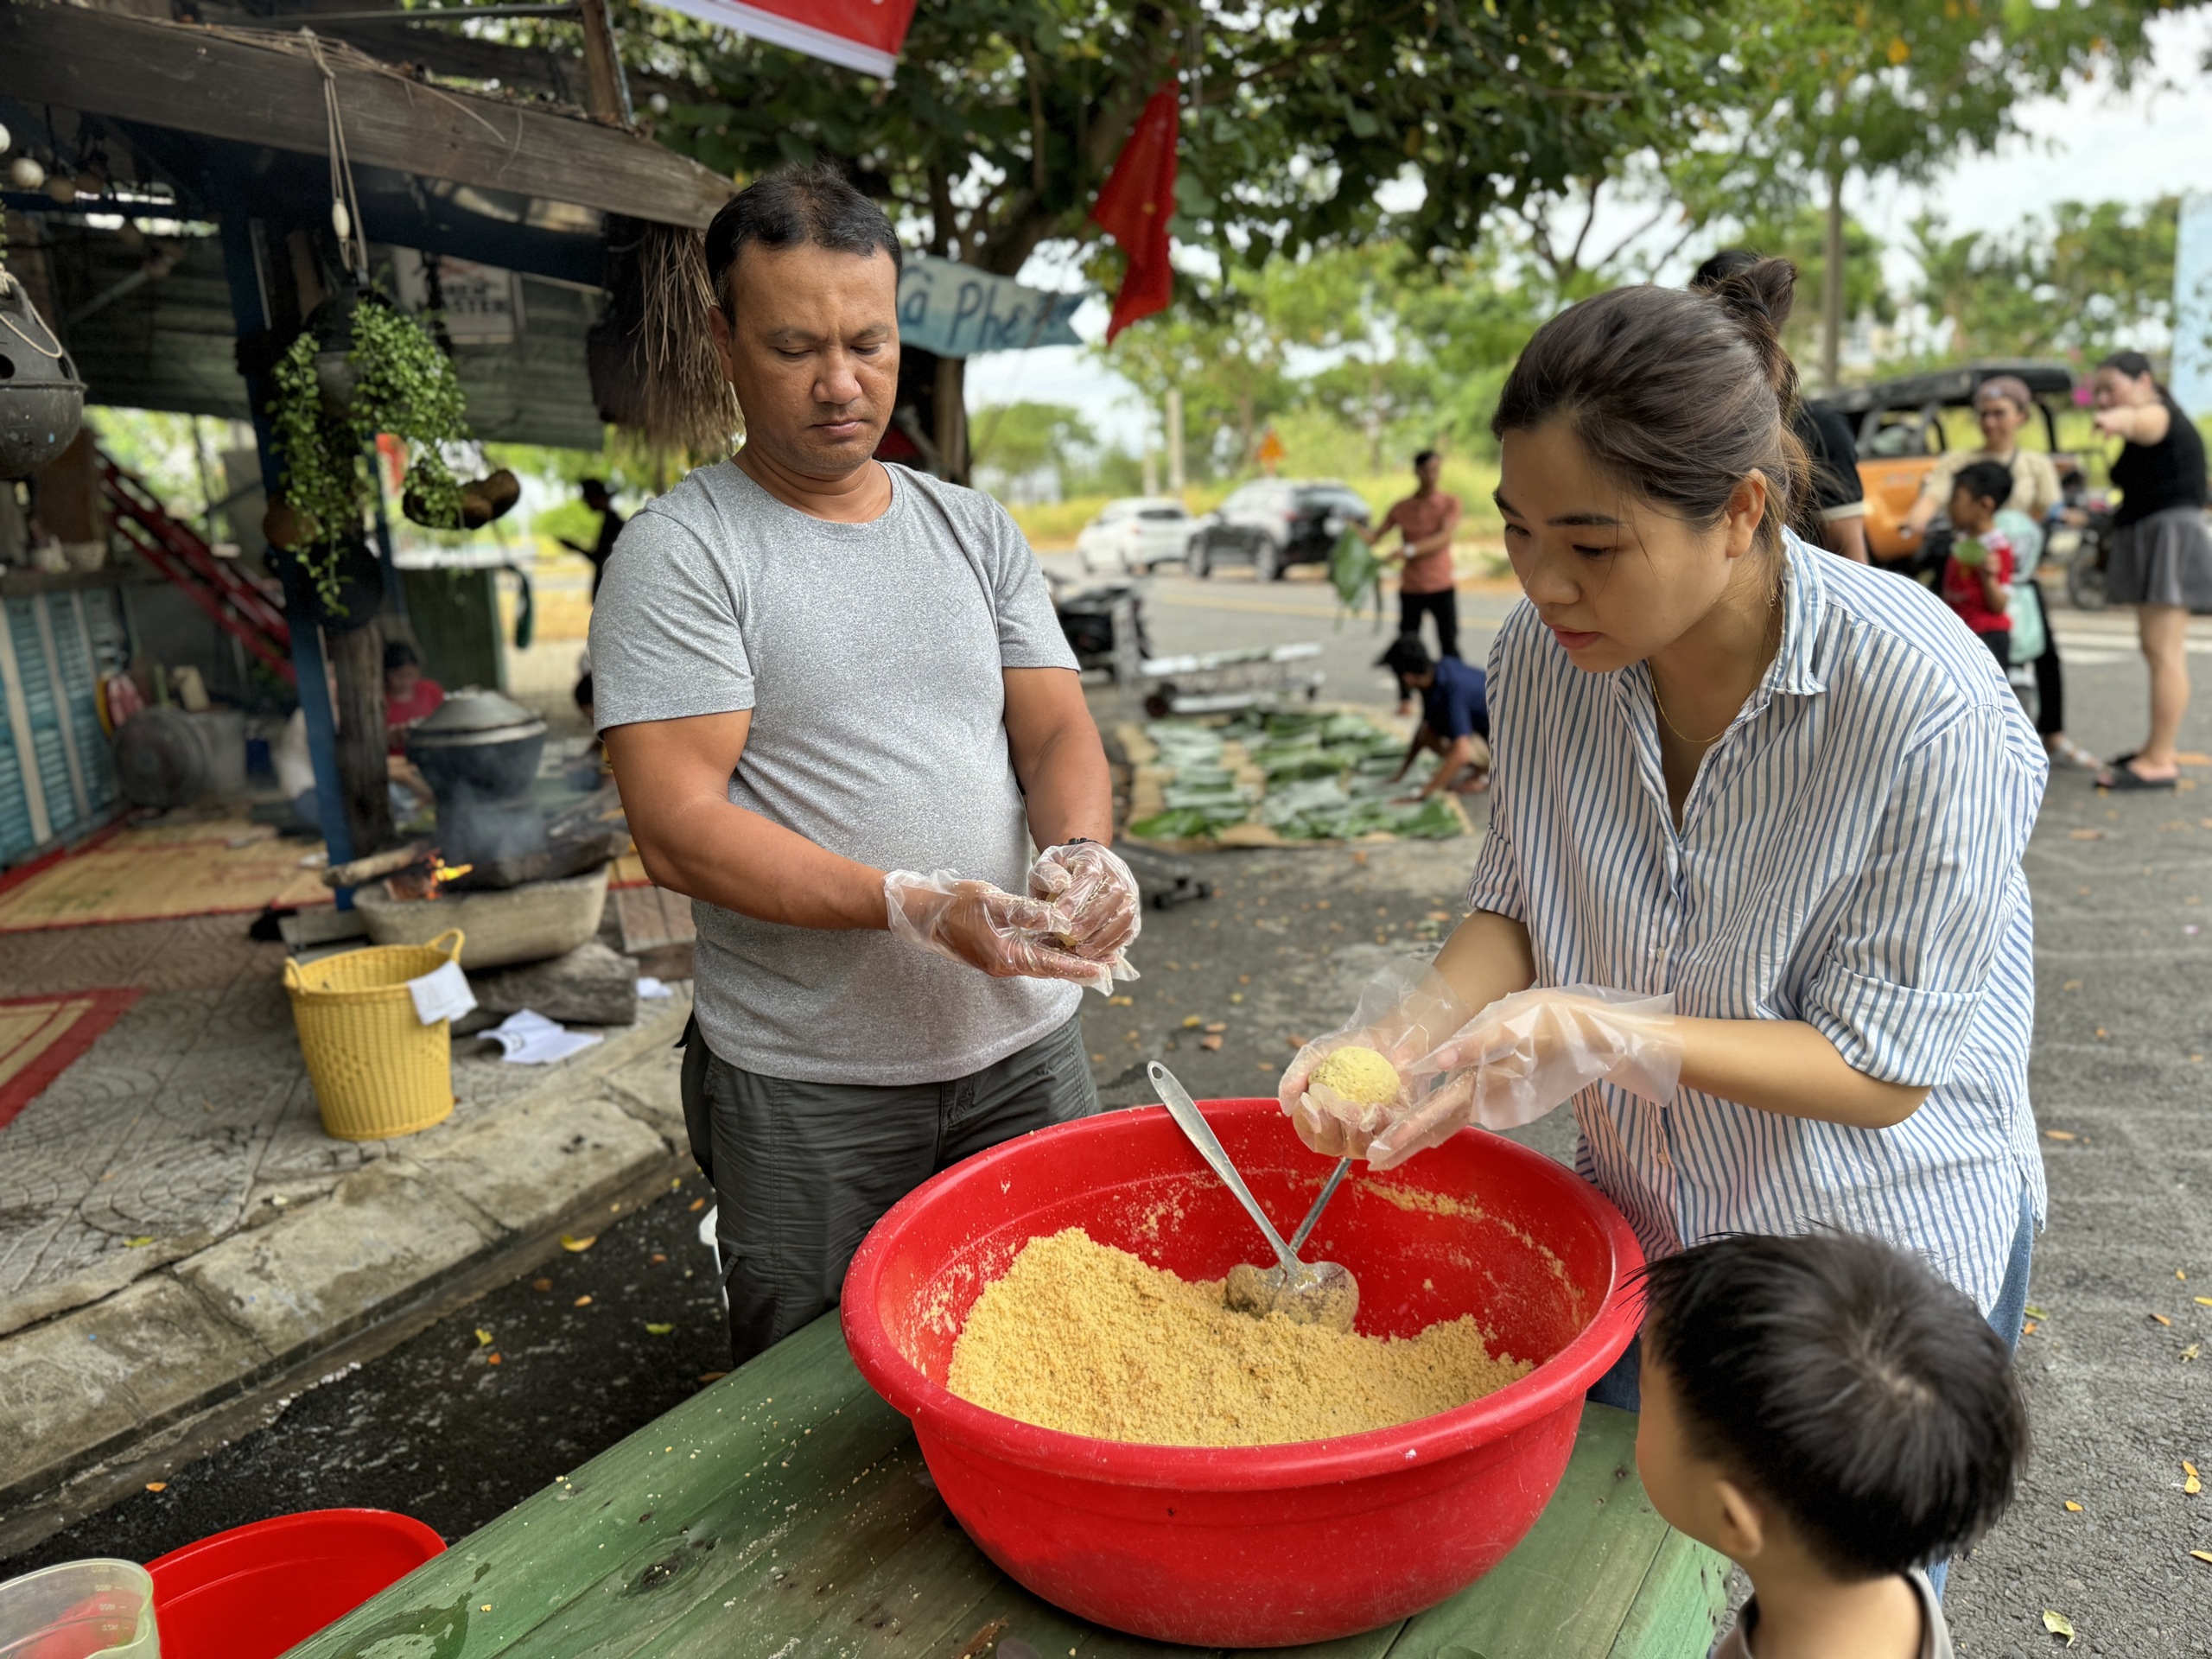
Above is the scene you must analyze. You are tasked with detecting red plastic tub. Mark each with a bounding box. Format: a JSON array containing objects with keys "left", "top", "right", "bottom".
[
  {"left": 145, "top": 1509, "right": 443, "bottom": 1659},
  {"left": 842, "top": 1096, "right": 1643, "bottom": 1648}
]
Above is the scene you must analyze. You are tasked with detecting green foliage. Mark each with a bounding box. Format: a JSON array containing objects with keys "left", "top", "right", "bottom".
[
  {"left": 1911, "top": 198, "right": 2179, "bottom": 363},
  {"left": 969, "top": 400, "right": 1096, "bottom": 484},
  {"left": 268, "top": 298, "right": 473, "bottom": 612},
  {"left": 1732, "top": 205, "right": 1894, "bottom": 356},
  {"left": 639, "top": 0, "right": 1764, "bottom": 281}
]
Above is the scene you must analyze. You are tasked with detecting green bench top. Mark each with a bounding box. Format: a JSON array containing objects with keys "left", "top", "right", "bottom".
[{"left": 289, "top": 1313, "right": 1727, "bottom": 1658}]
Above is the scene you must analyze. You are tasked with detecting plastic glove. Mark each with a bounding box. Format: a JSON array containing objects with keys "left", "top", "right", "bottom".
[
  {"left": 1277, "top": 960, "right": 1471, "bottom": 1158},
  {"left": 1028, "top": 841, "right": 1142, "bottom": 968},
  {"left": 884, "top": 868, "right": 1119, "bottom": 993},
  {"left": 1363, "top": 986, "right": 1680, "bottom": 1169}
]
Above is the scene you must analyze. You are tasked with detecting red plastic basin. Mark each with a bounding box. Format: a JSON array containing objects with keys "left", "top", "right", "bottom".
[
  {"left": 145, "top": 1509, "right": 443, "bottom": 1659},
  {"left": 842, "top": 1096, "right": 1643, "bottom": 1648}
]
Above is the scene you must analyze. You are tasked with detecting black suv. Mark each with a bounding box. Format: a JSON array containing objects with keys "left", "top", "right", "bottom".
[{"left": 1187, "top": 479, "right": 1371, "bottom": 580}]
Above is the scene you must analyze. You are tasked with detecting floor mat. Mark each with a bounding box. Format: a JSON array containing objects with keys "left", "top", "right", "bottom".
[
  {"left": 0, "top": 822, "right": 334, "bottom": 932},
  {"left": 0, "top": 988, "right": 143, "bottom": 1130}
]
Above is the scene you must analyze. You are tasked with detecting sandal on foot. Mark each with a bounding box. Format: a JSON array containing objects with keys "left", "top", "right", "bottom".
[{"left": 2099, "top": 763, "right": 2177, "bottom": 791}]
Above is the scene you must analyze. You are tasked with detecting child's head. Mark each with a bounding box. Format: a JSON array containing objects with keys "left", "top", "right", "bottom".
[
  {"left": 1635, "top": 1231, "right": 2026, "bottom": 1585},
  {"left": 1489, "top": 261, "right": 1809, "bottom": 677},
  {"left": 1948, "top": 461, "right": 2013, "bottom": 537}
]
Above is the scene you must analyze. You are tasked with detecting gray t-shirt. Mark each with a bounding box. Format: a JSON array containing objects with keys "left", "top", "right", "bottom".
[{"left": 588, "top": 459, "right": 1083, "bottom": 1085}]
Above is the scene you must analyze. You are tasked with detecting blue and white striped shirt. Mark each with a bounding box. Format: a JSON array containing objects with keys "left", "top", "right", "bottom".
[{"left": 1467, "top": 532, "right": 2049, "bottom": 1313}]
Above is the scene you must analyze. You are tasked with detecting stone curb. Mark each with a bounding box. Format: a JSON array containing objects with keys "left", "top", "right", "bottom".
[{"left": 0, "top": 994, "right": 695, "bottom": 1522}]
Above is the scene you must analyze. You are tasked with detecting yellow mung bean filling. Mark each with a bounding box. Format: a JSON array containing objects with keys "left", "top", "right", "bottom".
[{"left": 946, "top": 1228, "right": 1531, "bottom": 1446}]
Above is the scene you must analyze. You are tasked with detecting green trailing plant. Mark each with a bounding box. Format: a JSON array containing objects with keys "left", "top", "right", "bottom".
[{"left": 269, "top": 296, "right": 471, "bottom": 612}]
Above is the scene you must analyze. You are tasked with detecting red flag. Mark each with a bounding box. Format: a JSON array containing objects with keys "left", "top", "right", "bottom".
[
  {"left": 648, "top": 0, "right": 918, "bottom": 77},
  {"left": 1090, "top": 83, "right": 1180, "bottom": 340}
]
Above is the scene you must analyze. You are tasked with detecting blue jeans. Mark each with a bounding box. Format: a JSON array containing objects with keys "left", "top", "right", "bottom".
[{"left": 1586, "top": 1189, "right": 2038, "bottom": 1599}]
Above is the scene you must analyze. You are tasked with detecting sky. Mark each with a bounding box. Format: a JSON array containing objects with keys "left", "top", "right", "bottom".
[{"left": 965, "top": 10, "right": 2212, "bottom": 454}]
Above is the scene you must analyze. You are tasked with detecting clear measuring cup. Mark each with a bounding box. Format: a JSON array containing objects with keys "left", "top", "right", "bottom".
[{"left": 0, "top": 1559, "right": 159, "bottom": 1659}]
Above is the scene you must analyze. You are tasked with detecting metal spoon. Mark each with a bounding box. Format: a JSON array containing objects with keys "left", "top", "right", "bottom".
[{"left": 1148, "top": 1061, "right": 1359, "bottom": 1332}]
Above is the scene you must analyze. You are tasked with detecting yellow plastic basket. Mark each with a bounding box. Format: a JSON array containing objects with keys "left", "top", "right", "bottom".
[{"left": 283, "top": 927, "right": 466, "bottom": 1141}]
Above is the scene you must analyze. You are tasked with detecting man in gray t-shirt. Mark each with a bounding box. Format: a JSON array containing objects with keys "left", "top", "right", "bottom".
[{"left": 589, "top": 165, "right": 1138, "bottom": 1363}]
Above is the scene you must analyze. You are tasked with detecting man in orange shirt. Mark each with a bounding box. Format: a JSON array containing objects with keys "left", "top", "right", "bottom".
[{"left": 1362, "top": 449, "right": 1463, "bottom": 707}]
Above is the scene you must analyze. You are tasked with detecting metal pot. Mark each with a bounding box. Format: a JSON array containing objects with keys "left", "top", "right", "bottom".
[
  {"left": 0, "top": 268, "right": 86, "bottom": 480},
  {"left": 406, "top": 687, "right": 549, "bottom": 866}
]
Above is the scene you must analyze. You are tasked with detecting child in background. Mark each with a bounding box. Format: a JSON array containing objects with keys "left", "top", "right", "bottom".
[
  {"left": 1940, "top": 459, "right": 2018, "bottom": 672},
  {"left": 1636, "top": 1232, "right": 2028, "bottom": 1659}
]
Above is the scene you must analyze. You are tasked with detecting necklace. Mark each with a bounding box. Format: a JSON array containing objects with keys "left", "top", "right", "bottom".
[
  {"left": 1649, "top": 677, "right": 1728, "bottom": 747},
  {"left": 1650, "top": 605, "right": 1783, "bottom": 747}
]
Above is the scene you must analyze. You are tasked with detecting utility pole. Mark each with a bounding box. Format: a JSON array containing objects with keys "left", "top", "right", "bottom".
[
  {"left": 1821, "top": 168, "right": 1846, "bottom": 393},
  {"left": 1164, "top": 386, "right": 1185, "bottom": 495}
]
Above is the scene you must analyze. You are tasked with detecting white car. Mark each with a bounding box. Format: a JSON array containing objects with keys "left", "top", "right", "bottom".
[{"left": 1076, "top": 497, "right": 1197, "bottom": 575}]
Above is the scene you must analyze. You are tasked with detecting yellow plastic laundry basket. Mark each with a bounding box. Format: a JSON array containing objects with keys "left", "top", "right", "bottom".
[{"left": 283, "top": 927, "right": 466, "bottom": 1141}]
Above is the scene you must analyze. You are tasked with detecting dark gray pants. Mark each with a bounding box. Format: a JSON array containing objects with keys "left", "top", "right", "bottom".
[{"left": 679, "top": 1013, "right": 1099, "bottom": 1365}]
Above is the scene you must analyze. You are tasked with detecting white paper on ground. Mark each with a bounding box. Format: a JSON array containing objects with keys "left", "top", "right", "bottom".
[
  {"left": 637, "top": 976, "right": 674, "bottom": 1000},
  {"left": 406, "top": 958, "right": 477, "bottom": 1027},
  {"left": 480, "top": 1007, "right": 604, "bottom": 1065}
]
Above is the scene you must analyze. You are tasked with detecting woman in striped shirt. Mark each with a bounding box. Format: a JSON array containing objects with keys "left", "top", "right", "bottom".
[{"left": 1283, "top": 260, "right": 2046, "bottom": 1411}]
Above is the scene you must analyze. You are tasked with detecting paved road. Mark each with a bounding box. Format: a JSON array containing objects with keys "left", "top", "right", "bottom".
[{"left": 6, "top": 574, "right": 2208, "bottom": 1652}]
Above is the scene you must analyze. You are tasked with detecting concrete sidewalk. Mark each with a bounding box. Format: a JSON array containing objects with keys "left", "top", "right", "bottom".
[{"left": 0, "top": 985, "right": 693, "bottom": 1553}]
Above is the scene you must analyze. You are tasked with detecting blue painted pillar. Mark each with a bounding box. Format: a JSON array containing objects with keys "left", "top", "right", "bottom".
[{"left": 215, "top": 208, "right": 356, "bottom": 890}]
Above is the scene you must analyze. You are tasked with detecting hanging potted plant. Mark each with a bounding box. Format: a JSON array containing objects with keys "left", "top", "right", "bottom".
[{"left": 266, "top": 287, "right": 514, "bottom": 618}]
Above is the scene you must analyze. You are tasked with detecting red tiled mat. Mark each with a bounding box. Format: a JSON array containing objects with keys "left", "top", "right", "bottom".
[{"left": 0, "top": 988, "right": 143, "bottom": 1130}]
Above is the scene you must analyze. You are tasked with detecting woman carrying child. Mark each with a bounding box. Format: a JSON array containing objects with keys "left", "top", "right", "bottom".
[{"left": 1280, "top": 261, "right": 2046, "bottom": 1416}]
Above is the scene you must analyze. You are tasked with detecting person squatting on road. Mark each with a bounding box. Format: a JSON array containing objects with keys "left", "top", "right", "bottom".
[
  {"left": 588, "top": 165, "right": 1141, "bottom": 1363},
  {"left": 1279, "top": 260, "right": 2047, "bottom": 1456},
  {"left": 2089, "top": 349, "right": 2212, "bottom": 791}
]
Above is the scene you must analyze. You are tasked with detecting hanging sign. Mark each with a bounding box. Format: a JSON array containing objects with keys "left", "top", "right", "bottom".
[
  {"left": 896, "top": 255, "right": 1083, "bottom": 359},
  {"left": 645, "top": 0, "right": 918, "bottom": 77}
]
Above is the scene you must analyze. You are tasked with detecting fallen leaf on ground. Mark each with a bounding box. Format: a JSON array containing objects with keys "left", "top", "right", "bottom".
[
  {"left": 1286, "top": 1033, "right": 1309, "bottom": 1048},
  {"left": 486, "top": 1353, "right": 502, "bottom": 1365},
  {"left": 2182, "top": 1269, "right": 2191, "bottom": 1281},
  {"left": 645, "top": 1322, "right": 674, "bottom": 1335},
  {"left": 1108, "top": 995, "right": 1133, "bottom": 1007},
  {"left": 124, "top": 1236, "right": 154, "bottom": 1248},
  {"left": 2024, "top": 1304, "right": 2050, "bottom": 1319},
  {"left": 1230, "top": 992, "right": 1243, "bottom": 1003},
  {"left": 144, "top": 1482, "right": 167, "bottom": 1493},
  {"left": 2094, "top": 1028, "right": 2108, "bottom": 1039},
  {"left": 1181, "top": 1015, "right": 1202, "bottom": 1029},
  {"left": 1200, "top": 1034, "right": 1223, "bottom": 1052},
  {"left": 2196, "top": 1297, "right": 2212, "bottom": 1307},
  {"left": 531, "top": 1277, "right": 552, "bottom": 1292},
  {"left": 2061, "top": 979, "right": 2082, "bottom": 991},
  {"left": 2185, "top": 1460, "right": 2202, "bottom": 1496},
  {"left": 1205, "top": 1021, "right": 1227, "bottom": 1033},
  {"left": 474, "top": 1327, "right": 493, "bottom": 1347},
  {"left": 573, "top": 1294, "right": 593, "bottom": 1307},
  {"left": 2043, "top": 1609, "right": 2075, "bottom": 1644},
  {"left": 2181, "top": 1344, "right": 2200, "bottom": 1362},
  {"left": 650, "top": 1253, "right": 667, "bottom": 1266},
  {"left": 2152, "top": 1313, "right": 2174, "bottom": 1326},
  {"left": 2068, "top": 829, "right": 2103, "bottom": 840},
  {"left": 2044, "top": 1129, "right": 2077, "bottom": 1141},
  {"left": 1351, "top": 850, "right": 1368, "bottom": 865},
  {"left": 688, "top": 1197, "right": 705, "bottom": 1211},
  {"left": 2023, "top": 1319, "right": 2039, "bottom": 1335},
  {"left": 699, "top": 1371, "right": 727, "bottom": 1383},
  {"left": 2063, "top": 1500, "right": 2082, "bottom": 1511},
  {"left": 561, "top": 1233, "right": 597, "bottom": 1252},
  {"left": 2191, "top": 1549, "right": 2212, "bottom": 1565}
]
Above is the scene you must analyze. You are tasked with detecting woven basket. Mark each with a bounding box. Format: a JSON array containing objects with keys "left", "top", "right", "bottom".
[{"left": 283, "top": 928, "right": 465, "bottom": 1141}]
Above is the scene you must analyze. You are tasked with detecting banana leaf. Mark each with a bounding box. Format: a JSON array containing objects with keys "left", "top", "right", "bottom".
[{"left": 1329, "top": 528, "right": 1384, "bottom": 631}]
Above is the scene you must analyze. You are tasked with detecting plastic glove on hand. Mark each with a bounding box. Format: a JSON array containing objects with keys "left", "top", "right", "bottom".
[
  {"left": 1028, "top": 841, "right": 1141, "bottom": 971},
  {"left": 884, "top": 869, "right": 1116, "bottom": 991},
  {"left": 1370, "top": 986, "right": 1681, "bottom": 1169},
  {"left": 1277, "top": 961, "right": 1471, "bottom": 1159}
]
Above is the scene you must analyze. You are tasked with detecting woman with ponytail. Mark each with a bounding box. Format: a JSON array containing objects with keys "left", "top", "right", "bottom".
[{"left": 1281, "top": 262, "right": 2047, "bottom": 1416}]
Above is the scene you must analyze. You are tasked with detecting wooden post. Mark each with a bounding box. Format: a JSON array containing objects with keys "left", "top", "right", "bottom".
[
  {"left": 576, "top": 0, "right": 634, "bottom": 128},
  {"left": 1821, "top": 170, "right": 1845, "bottom": 394},
  {"left": 330, "top": 617, "right": 397, "bottom": 856},
  {"left": 933, "top": 355, "right": 969, "bottom": 485}
]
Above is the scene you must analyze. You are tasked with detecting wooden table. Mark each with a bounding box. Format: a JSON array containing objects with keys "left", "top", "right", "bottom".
[{"left": 290, "top": 1314, "right": 1728, "bottom": 1658}]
